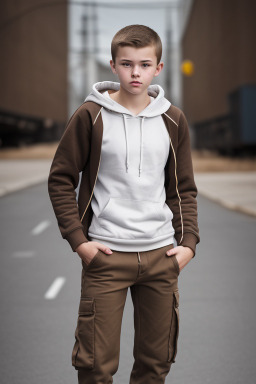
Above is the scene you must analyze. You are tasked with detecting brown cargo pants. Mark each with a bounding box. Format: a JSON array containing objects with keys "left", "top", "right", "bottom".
[{"left": 71, "top": 243, "right": 180, "bottom": 384}]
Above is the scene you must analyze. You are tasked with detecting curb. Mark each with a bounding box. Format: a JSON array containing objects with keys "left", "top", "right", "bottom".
[
  {"left": 197, "top": 189, "right": 256, "bottom": 218},
  {"left": 0, "top": 159, "right": 51, "bottom": 198},
  {"left": 0, "top": 176, "right": 48, "bottom": 198}
]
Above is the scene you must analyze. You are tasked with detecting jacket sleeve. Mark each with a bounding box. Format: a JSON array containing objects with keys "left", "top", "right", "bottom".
[
  {"left": 48, "top": 107, "right": 92, "bottom": 252},
  {"left": 166, "top": 110, "right": 200, "bottom": 255}
]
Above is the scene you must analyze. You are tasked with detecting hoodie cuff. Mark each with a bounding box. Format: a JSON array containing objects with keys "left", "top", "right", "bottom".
[
  {"left": 175, "top": 232, "right": 198, "bottom": 257},
  {"left": 65, "top": 227, "right": 89, "bottom": 252}
]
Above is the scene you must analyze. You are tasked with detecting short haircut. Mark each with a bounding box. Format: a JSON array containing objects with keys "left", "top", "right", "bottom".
[{"left": 111, "top": 24, "right": 162, "bottom": 65}]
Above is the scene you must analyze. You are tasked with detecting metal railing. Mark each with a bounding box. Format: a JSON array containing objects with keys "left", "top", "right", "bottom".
[{"left": 0, "top": 109, "right": 64, "bottom": 147}]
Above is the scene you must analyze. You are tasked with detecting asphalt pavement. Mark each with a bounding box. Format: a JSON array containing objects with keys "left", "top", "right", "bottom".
[{"left": 0, "top": 159, "right": 256, "bottom": 383}]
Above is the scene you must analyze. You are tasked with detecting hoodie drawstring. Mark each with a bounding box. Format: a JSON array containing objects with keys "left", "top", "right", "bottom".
[
  {"left": 139, "top": 117, "right": 145, "bottom": 177},
  {"left": 122, "top": 115, "right": 145, "bottom": 177},
  {"left": 123, "top": 115, "right": 129, "bottom": 173}
]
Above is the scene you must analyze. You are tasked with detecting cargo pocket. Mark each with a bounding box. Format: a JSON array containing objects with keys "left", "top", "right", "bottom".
[
  {"left": 71, "top": 297, "right": 95, "bottom": 370},
  {"left": 167, "top": 290, "right": 179, "bottom": 363}
]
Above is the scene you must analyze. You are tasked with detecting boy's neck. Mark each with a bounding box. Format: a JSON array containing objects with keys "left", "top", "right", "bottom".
[{"left": 108, "top": 86, "right": 151, "bottom": 116}]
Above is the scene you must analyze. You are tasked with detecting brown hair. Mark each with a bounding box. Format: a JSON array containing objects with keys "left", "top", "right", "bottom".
[{"left": 111, "top": 24, "right": 162, "bottom": 65}]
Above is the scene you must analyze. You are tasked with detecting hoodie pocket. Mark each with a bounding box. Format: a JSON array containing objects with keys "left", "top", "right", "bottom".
[
  {"left": 71, "top": 297, "right": 95, "bottom": 370},
  {"left": 98, "top": 197, "right": 167, "bottom": 237},
  {"left": 167, "top": 290, "right": 179, "bottom": 363}
]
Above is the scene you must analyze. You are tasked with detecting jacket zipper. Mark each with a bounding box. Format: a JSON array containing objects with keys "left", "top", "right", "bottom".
[
  {"left": 80, "top": 109, "right": 103, "bottom": 223},
  {"left": 168, "top": 135, "right": 184, "bottom": 244},
  {"left": 80, "top": 152, "right": 102, "bottom": 223},
  {"left": 164, "top": 112, "right": 184, "bottom": 244}
]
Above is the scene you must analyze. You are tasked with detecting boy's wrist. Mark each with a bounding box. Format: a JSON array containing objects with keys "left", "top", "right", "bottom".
[
  {"left": 65, "top": 227, "right": 89, "bottom": 252},
  {"left": 175, "top": 232, "right": 198, "bottom": 257},
  {"left": 75, "top": 241, "right": 89, "bottom": 253},
  {"left": 182, "top": 246, "right": 194, "bottom": 259}
]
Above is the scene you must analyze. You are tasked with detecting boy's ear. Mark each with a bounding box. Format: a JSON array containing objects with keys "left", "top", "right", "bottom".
[
  {"left": 110, "top": 60, "right": 117, "bottom": 74},
  {"left": 154, "top": 61, "right": 164, "bottom": 77}
]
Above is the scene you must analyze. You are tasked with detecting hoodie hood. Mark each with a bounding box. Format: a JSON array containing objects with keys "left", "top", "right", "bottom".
[
  {"left": 84, "top": 81, "right": 171, "bottom": 117},
  {"left": 85, "top": 81, "right": 171, "bottom": 177}
]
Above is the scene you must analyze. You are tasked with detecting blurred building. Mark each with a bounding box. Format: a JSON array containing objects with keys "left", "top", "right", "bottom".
[
  {"left": 69, "top": 58, "right": 118, "bottom": 115},
  {"left": 182, "top": 0, "right": 256, "bottom": 152},
  {"left": 182, "top": 0, "right": 256, "bottom": 123},
  {"left": 0, "top": 0, "right": 68, "bottom": 145}
]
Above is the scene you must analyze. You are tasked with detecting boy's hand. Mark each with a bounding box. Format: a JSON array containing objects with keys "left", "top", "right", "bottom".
[
  {"left": 75, "top": 241, "right": 113, "bottom": 266},
  {"left": 166, "top": 246, "right": 194, "bottom": 272}
]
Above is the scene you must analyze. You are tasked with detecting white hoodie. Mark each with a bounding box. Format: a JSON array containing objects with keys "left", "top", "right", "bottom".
[{"left": 85, "top": 81, "right": 175, "bottom": 251}]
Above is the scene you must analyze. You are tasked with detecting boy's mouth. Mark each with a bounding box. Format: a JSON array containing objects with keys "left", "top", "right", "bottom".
[{"left": 130, "top": 81, "right": 142, "bottom": 85}]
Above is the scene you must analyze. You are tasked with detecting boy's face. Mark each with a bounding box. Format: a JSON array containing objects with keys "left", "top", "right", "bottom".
[{"left": 110, "top": 45, "right": 163, "bottom": 96}]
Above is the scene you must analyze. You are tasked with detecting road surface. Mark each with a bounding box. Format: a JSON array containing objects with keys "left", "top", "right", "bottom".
[{"left": 0, "top": 181, "right": 256, "bottom": 384}]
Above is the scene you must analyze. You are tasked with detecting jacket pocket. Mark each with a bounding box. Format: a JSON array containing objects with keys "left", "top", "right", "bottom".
[
  {"left": 167, "top": 290, "right": 179, "bottom": 363},
  {"left": 71, "top": 297, "right": 95, "bottom": 370},
  {"left": 172, "top": 255, "right": 180, "bottom": 275}
]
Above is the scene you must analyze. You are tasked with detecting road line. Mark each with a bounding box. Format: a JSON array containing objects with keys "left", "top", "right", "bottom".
[
  {"left": 44, "top": 277, "right": 66, "bottom": 300},
  {"left": 31, "top": 220, "right": 51, "bottom": 235},
  {"left": 12, "top": 251, "right": 36, "bottom": 258}
]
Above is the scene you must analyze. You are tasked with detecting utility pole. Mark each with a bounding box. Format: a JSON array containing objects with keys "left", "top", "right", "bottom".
[
  {"left": 91, "top": 2, "right": 99, "bottom": 55},
  {"left": 78, "top": 12, "right": 89, "bottom": 102},
  {"left": 91, "top": 1, "right": 99, "bottom": 83},
  {"left": 165, "top": 5, "right": 172, "bottom": 101},
  {"left": 77, "top": 2, "right": 99, "bottom": 101}
]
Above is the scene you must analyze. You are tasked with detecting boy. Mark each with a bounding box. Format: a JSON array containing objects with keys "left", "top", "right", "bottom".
[{"left": 48, "top": 24, "right": 200, "bottom": 384}]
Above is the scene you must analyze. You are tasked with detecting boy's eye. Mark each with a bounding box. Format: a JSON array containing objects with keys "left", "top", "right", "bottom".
[{"left": 121, "top": 63, "right": 150, "bottom": 68}]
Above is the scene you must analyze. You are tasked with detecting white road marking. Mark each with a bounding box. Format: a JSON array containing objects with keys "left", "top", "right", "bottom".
[
  {"left": 31, "top": 220, "right": 51, "bottom": 235},
  {"left": 44, "top": 277, "right": 66, "bottom": 300},
  {"left": 12, "top": 250, "right": 36, "bottom": 258}
]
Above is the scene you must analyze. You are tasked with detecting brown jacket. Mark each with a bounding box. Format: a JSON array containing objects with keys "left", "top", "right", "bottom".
[{"left": 48, "top": 101, "right": 200, "bottom": 254}]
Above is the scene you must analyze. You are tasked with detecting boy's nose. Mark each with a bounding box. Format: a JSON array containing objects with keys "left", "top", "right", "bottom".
[{"left": 131, "top": 66, "right": 140, "bottom": 77}]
